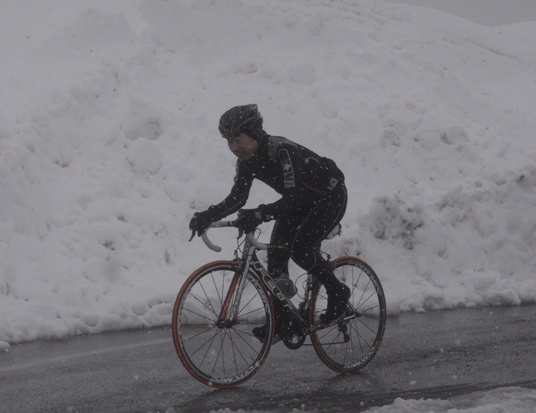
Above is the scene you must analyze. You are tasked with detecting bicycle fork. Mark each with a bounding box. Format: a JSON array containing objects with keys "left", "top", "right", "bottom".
[{"left": 216, "top": 272, "right": 245, "bottom": 328}]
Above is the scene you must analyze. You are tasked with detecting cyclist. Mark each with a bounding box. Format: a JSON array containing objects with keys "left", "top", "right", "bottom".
[{"left": 189, "top": 104, "right": 350, "bottom": 340}]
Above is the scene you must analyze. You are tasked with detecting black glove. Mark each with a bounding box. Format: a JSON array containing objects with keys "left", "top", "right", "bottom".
[
  {"left": 189, "top": 209, "right": 216, "bottom": 238},
  {"left": 236, "top": 209, "right": 264, "bottom": 234}
]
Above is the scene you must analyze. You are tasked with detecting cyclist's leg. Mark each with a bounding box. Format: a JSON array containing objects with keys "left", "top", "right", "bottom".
[
  {"left": 289, "top": 185, "right": 349, "bottom": 321},
  {"left": 290, "top": 185, "right": 347, "bottom": 260},
  {"left": 267, "top": 218, "right": 295, "bottom": 276},
  {"left": 253, "top": 218, "right": 299, "bottom": 342},
  {"left": 268, "top": 219, "right": 299, "bottom": 298}
]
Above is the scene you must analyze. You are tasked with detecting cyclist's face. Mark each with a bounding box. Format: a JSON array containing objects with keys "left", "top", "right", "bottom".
[{"left": 227, "top": 133, "right": 258, "bottom": 161}]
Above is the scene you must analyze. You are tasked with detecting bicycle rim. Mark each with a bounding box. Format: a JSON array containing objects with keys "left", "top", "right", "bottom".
[
  {"left": 172, "top": 261, "right": 274, "bottom": 388},
  {"left": 309, "top": 256, "right": 386, "bottom": 374}
]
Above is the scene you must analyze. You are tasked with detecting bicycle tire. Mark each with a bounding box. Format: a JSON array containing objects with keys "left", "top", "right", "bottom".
[
  {"left": 172, "top": 260, "right": 274, "bottom": 388},
  {"left": 309, "top": 256, "right": 386, "bottom": 374}
]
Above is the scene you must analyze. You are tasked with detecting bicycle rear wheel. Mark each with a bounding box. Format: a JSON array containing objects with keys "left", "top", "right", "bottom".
[
  {"left": 172, "top": 261, "right": 274, "bottom": 388},
  {"left": 309, "top": 256, "right": 386, "bottom": 374}
]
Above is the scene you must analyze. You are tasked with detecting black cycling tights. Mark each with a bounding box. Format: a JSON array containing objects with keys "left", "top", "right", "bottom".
[{"left": 267, "top": 184, "right": 348, "bottom": 295}]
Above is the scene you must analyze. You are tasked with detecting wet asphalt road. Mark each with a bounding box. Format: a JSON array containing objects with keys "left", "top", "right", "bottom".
[{"left": 1, "top": 305, "right": 536, "bottom": 413}]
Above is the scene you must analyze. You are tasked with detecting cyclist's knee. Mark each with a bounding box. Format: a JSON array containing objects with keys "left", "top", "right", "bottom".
[{"left": 290, "top": 249, "right": 317, "bottom": 272}]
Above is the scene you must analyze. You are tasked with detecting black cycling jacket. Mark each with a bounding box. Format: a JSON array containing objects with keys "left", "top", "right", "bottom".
[{"left": 209, "top": 135, "right": 345, "bottom": 220}]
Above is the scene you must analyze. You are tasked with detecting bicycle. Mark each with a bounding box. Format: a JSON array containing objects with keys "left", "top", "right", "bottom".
[{"left": 172, "top": 220, "right": 386, "bottom": 388}]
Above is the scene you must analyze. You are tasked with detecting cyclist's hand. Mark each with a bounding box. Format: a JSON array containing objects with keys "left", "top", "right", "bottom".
[
  {"left": 236, "top": 209, "right": 263, "bottom": 234},
  {"left": 189, "top": 210, "right": 215, "bottom": 238}
]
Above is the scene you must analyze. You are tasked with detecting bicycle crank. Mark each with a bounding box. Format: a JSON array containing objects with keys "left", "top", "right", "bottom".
[{"left": 281, "top": 328, "right": 307, "bottom": 350}]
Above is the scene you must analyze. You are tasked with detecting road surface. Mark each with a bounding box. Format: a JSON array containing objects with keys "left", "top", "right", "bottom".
[{"left": 1, "top": 305, "right": 535, "bottom": 413}]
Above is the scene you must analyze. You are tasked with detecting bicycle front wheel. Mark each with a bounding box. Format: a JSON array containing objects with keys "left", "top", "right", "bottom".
[
  {"left": 309, "top": 256, "right": 386, "bottom": 374},
  {"left": 172, "top": 261, "right": 274, "bottom": 388}
]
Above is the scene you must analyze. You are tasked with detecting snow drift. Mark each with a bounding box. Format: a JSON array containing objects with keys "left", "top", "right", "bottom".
[{"left": 1, "top": 0, "right": 535, "bottom": 345}]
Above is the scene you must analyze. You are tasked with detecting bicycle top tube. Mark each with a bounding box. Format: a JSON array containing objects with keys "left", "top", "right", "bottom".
[{"left": 201, "top": 220, "right": 268, "bottom": 252}]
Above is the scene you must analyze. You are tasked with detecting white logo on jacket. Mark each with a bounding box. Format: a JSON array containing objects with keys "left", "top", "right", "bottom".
[{"left": 279, "top": 149, "right": 295, "bottom": 188}]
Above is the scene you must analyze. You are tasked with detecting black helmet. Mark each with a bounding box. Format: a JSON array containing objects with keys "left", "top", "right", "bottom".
[{"left": 218, "top": 104, "right": 264, "bottom": 140}]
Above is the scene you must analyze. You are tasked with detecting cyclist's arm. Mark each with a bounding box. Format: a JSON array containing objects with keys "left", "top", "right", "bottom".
[{"left": 206, "top": 163, "right": 253, "bottom": 220}]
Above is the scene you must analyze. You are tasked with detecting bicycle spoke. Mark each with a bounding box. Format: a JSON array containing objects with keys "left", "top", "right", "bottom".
[
  {"left": 227, "top": 329, "right": 253, "bottom": 369},
  {"left": 353, "top": 287, "right": 377, "bottom": 312},
  {"left": 348, "top": 319, "right": 369, "bottom": 355},
  {"left": 180, "top": 324, "right": 216, "bottom": 345},
  {"left": 355, "top": 314, "right": 381, "bottom": 337},
  {"left": 237, "top": 306, "right": 266, "bottom": 320},
  {"left": 211, "top": 330, "right": 226, "bottom": 376},
  {"left": 199, "top": 328, "right": 222, "bottom": 368},
  {"left": 199, "top": 277, "right": 220, "bottom": 316},
  {"left": 181, "top": 306, "right": 217, "bottom": 324}
]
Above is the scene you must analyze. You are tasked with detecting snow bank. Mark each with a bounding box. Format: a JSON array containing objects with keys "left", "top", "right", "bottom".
[
  {"left": 366, "top": 386, "right": 536, "bottom": 413},
  {"left": 194, "top": 386, "right": 536, "bottom": 412},
  {"left": 1, "top": 0, "right": 535, "bottom": 343}
]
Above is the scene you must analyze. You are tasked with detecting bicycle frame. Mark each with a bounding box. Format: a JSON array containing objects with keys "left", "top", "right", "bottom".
[
  {"left": 174, "top": 220, "right": 387, "bottom": 387},
  {"left": 203, "top": 222, "right": 313, "bottom": 336}
]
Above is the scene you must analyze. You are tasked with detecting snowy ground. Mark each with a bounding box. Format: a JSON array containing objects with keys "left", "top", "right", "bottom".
[
  {"left": 1, "top": 0, "right": 536, "bottom": 410},
  {"left": 202, "top": 387, "right": 536, "bottom": 413}
]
